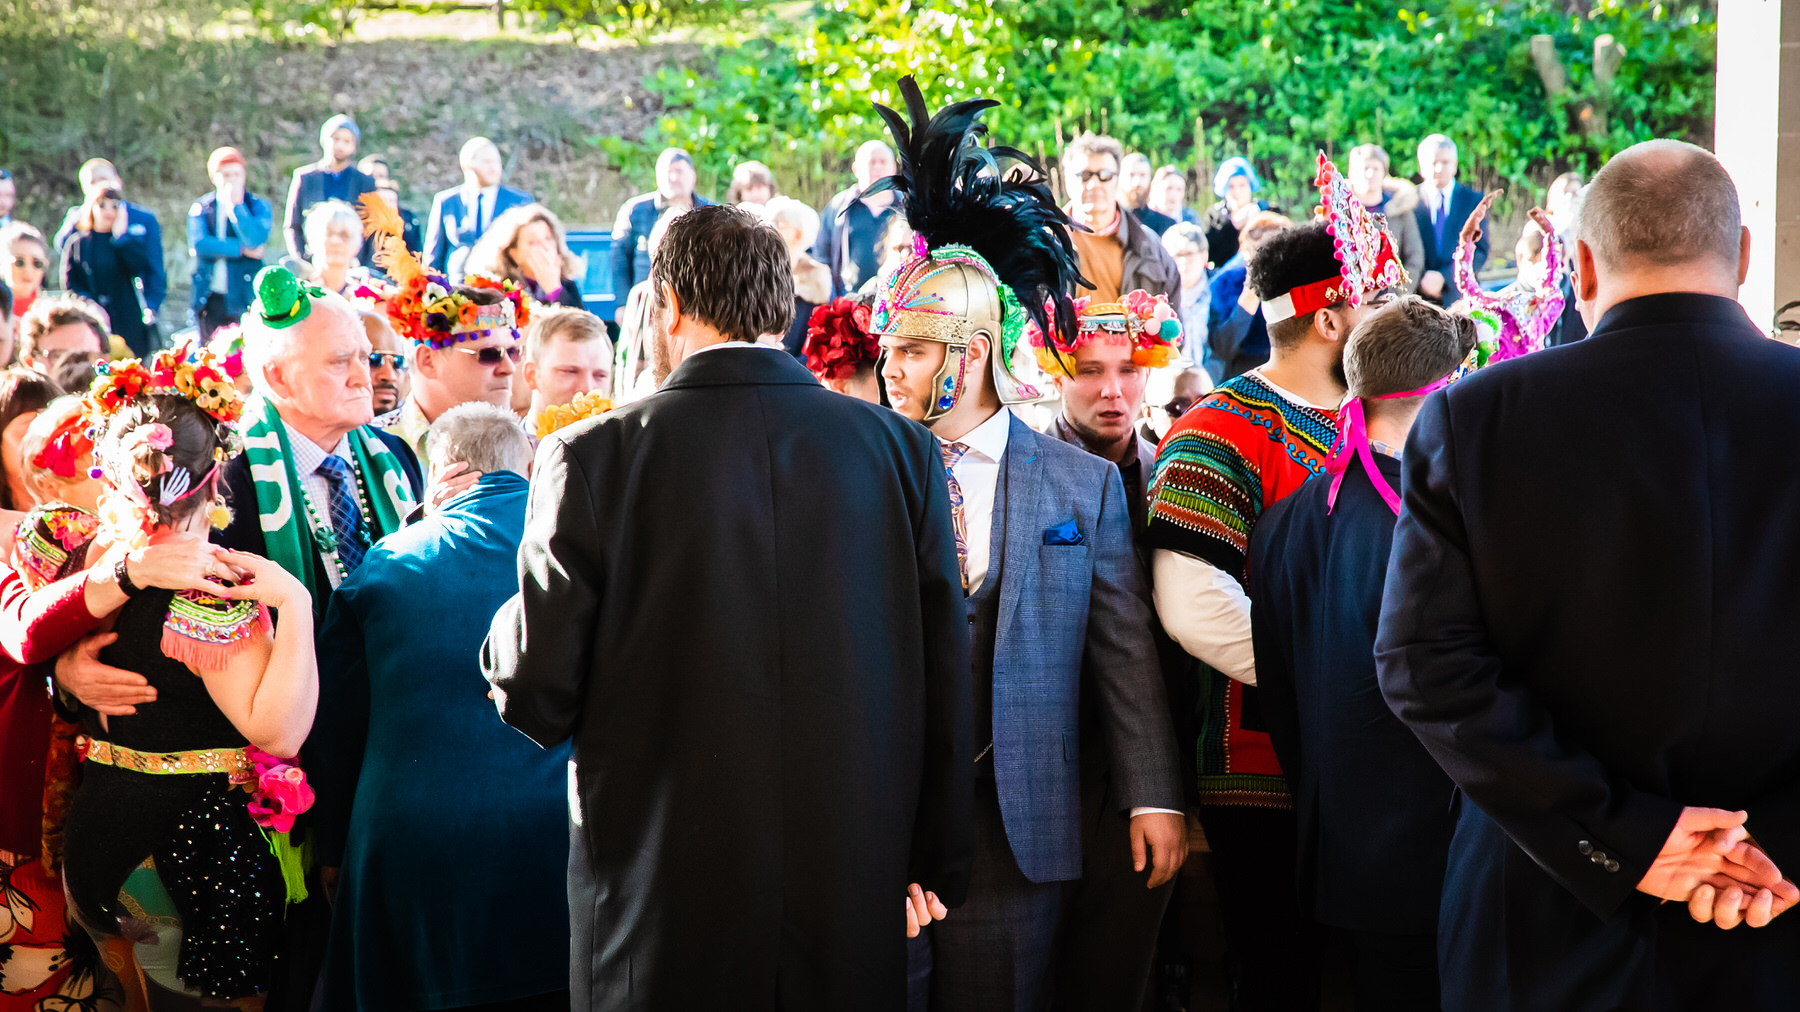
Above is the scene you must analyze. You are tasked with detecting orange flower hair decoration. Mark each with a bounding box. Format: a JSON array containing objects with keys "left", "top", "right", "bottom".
[{"left": 358, "top": 193, "right": 528, "bottom": 349}]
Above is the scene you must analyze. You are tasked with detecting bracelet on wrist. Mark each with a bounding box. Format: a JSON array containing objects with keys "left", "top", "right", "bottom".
[{"left": 114, "top": 556, "right": 142, "bottom": 597}]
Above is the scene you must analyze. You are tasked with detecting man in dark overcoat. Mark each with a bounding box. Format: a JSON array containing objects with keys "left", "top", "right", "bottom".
[{"left": 483, "top": 203, "right": 973, "bottom": 1011}]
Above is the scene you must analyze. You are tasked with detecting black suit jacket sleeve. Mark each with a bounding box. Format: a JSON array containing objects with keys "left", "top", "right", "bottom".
[
  {"left": 310, "top": 587, "right": 371, "bottom": 868},
  {"left": 910, "top": 430, "right": 974, "bottom": 907},
  {"left": 1375, "top": 391, "right": 1682, "bottom": 919},
  {"left": 1085, "top": 465, "right": 1184, "bottom": 814},
  {"left": 482, "top": 435, "right": 600, "bottom": 748}
]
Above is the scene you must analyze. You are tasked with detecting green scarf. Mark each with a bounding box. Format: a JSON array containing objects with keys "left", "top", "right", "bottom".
[{"left": 238, "top": 394, "right": 415, "bottom": 604}]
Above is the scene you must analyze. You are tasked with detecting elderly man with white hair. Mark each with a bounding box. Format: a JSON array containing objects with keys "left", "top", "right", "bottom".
[
  {"left": 814, "top": 138, "right": 898, "bottom": 296},
  {"left": 215, "top": 264, "right": 423, "bottom": 617},
  {"left": 310, "top": 401, "right": 570, "bottom": 1012},
  {"left": 424, "top": 135, "right": 535, "bottom": 282}
]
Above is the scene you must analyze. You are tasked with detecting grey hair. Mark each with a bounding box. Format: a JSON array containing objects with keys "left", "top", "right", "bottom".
[
  {"left": 303, "top": 199, "right": 362, "bottom": 259},
  {"left": 1417, "top": 134, "right": 1457, "bottom": 160},
  {"left": 1162, "top": 222, "right": 1209, "bottom": 258},
  {"left": 241, "top": 289, "right": 359, "bottom": 380},
  {"left": 1576, "top": 139, "right": 1741, "bottom": 271},
  {"left": 427, "top": 402, "right": 532, "bottom": 476},
  {"left": 1344, "top": 295, "right": 1478, "bottom": 400}
]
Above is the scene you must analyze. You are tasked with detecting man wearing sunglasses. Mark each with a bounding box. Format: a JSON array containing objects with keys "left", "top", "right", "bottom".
[
  {"left": 361, "top": 307, "right": 410, "bottom": 416},
  {"left": 1059, "top": 133, "right": 1180, "bottom": 308},
  {"left": 383, "top": 286, "right": 520, "bottom": 469}
]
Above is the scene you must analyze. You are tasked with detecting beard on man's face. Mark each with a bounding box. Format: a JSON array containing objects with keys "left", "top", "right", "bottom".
[
  {"left": 651, "top": 307, "right": 674, "bottom": 386},
  {"left": 371, "top": 381, "right": 401, "bottom": 414}
]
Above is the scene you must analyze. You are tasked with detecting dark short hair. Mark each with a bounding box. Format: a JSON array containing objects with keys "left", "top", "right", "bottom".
[
  {"left": 651, "top": 204, "right": 793, "bottom": 343},
  {"left": 1344, "top": 295, "right": 1477, "bottom": 400},
  {"left": 19, "top": 295, "right": 109, "bottom": 364},
  {"left": 1578, "top": 140, "right": 1740, "bottom": 272},
  {"left": 1061, "top": 132, "right": 1125, "bottom": 174},
  {"left": 1247, "top": 220, "right": 1344, "bottom": 349}
]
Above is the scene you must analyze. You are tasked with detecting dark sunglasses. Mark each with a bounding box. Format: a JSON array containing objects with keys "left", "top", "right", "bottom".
[
  {"left": 368, "top": 351, "right": 408, "bottom": 371},
  {"left": 11, "top": 256, "right": 45, "bottom": 270},
  {"left": 1165, "top": 397, "right": 1197, "bottom": 418},
  {"left": 1078, "top": 169, "right": 1118, "bottom": 184},
  {"left": 454, "top": 345, "right": 522, "bottom": 367}
]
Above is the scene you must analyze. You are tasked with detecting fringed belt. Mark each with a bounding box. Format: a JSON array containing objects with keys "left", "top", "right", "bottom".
[{"left": 77, "top": 736, "right": 250, "bottom": 776}]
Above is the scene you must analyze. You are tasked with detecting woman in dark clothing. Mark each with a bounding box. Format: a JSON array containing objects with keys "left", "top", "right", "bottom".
[
  {"left": 58, "top": 187, "right": 164, "bottom": 356},
  {"left": 464, "top": 204, "right": 587, "bottom": 310},
  {"left": 59, "top": 349, "right": 317, "bottom": 1006},
  {"left": 1201, "top": 157, "right": 1273, "bottom": 270}
]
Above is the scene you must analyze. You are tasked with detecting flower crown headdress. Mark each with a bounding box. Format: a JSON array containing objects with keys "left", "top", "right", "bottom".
[
  {"left": 356, "top": 193, "right": 530, "bottom": 349},
  {"left": 1026, "top": 289, "right": 1183, "bottom": 376}
]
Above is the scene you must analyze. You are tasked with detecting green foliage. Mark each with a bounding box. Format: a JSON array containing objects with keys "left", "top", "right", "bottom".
[
  {"left": 518, "top": 0, "right": 774, "bottom": 43},
  {"left": 626, "top": 0, "right": 1716, "bottom": 213},
  {"left": 245, "top": 0, "right": 361, "bottom": 42}
]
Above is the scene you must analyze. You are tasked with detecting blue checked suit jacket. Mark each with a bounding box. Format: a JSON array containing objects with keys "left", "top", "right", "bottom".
[{"left": 987, "top": 413, "right": 1183, "bottom": 882}]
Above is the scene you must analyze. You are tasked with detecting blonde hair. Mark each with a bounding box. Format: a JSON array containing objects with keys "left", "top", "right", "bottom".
[{"left": 464, "top": 204, "right": 585, "bottom": 286}]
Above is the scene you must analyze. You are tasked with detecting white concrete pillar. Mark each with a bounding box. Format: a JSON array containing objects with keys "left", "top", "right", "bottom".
[{"left": 1716, "top": 0, "right": 1800, "bottom": 337}]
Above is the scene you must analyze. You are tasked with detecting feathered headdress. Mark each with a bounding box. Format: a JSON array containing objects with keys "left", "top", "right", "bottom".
[
  {"left": 356, "top": 193, "right": 530, "bottom": 349},
  {"left": 866, "top": 76, "right": 1086, "bottom": 364}
]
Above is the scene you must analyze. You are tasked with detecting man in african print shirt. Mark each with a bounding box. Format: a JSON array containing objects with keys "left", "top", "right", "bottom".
[{"left": 1144, "top": 219, "right": 1384, "bottom": 1009}]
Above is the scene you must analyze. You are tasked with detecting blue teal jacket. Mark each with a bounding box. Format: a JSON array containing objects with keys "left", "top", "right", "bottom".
[
  {"left": 311, "top": 470, "right": 570, "bottom": 1010},
  {"left": 186, "top": 191, "right": 273, "bottom": 315}
]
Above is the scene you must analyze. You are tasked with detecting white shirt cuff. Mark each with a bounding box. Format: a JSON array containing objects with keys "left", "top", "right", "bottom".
[{"left": 1130, "top": 807, "right": 1186, "bottom": 818}]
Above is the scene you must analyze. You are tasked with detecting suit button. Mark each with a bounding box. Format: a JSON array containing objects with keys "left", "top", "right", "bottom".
[
  {"left": 1590, "top": 850, "right": 1608, "bottom": 866},
  {"left": 1578, "top": 840, "right": 1593, "bottom": 856},
  {"left": 1603, "top": 858, "right": 1620, "bottom": 873}
]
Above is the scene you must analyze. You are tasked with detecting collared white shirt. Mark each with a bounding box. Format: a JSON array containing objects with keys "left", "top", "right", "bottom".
[
  {"left": 281, "top": 420, "right": 365, "bottom": 589},
  {"left": 1419, "top": 181, "right": 1452, "bottom": 232},
  {"left": 941, "top": 406, "right": 1012, "bottom": 596}
]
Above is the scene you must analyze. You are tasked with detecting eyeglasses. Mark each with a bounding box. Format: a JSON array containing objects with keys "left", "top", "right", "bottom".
[
  {"left": 1165, "top": 397, "right": 1196, "bottom": 418},
  {"left": 11, "top": 256, "right": 45, "bottom": 271},
  {"left": 369, "top": 352, "right": 407, "bottom": 371},
  {"left": 1078, "top": 169, "right": 1118, "bottom": 184},
  {"left": 453, "top": 345, "right": 521, "bottom": 367}
]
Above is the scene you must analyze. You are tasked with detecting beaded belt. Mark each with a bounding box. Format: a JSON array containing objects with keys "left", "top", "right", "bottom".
[{"left": 77, "top": 736, "right": 250, "bottom": 776}]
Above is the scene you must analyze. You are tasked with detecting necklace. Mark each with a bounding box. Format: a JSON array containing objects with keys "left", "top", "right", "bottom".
[{"left": 297, "top": 458, "right": 377, "bottom": 581}]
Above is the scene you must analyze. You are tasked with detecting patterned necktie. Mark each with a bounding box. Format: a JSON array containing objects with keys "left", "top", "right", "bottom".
[
  {"left": 939, "top": 441, "right": 970, "bottom": 593},
  {"left": 315, "top": 454, "right": 367, "bottom": 573}
]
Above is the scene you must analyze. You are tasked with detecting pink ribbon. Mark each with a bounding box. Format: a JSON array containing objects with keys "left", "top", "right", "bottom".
[{"left": 1325, "top": 376, "right": 1452, "bottom": 516}]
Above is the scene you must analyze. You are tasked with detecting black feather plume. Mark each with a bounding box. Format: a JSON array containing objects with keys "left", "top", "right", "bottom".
[{"left": 866, "top": 76, "right": 1087, "bottom": 356}]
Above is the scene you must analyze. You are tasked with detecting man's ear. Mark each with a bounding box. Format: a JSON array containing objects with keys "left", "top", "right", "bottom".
[
  {"left": 660, "top": 282, "right": 682, "bottom": 335},
  {"left": 259, "top": 358, "right": 293, "bottom": 402},
  {"left": 520, "top": 360, "right": 540, "bottom": 393},
  {"left": 965, "top": 333, "right": 992, "bottom": 370},
  {"left": 1574, "top": 240, "right": 1600, "bottom": 304},
  {"left": 1738, "top": 226, "right": 1752, "bottom": 288},
  {"left": 413, "top": 344, "right": 441, "bottom": 381},
  {"left": 1317, "top": 306, "right": 1352, "bottom": 345}
]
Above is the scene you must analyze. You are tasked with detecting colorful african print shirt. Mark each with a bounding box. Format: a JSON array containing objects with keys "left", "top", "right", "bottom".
[{"left": 1145, "top": 369, "right": 1338, "bottom": 808}]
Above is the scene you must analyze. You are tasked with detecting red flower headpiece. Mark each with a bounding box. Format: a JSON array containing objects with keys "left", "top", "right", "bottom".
[
  {"left": 31, "top": 409, "right": 96, "bottom": 480},
  {"left": 803, "top": 297, "right": 881, "bottom": 381}
]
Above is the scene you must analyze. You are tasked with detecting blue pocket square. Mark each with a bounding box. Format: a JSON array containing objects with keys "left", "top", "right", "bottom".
[{"left": 1043, "top": 520, "right": 1085, "bottom": 546}]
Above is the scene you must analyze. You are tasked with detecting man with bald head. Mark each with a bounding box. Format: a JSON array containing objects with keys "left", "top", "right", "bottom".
[
  {"left": 815, "top": 139, "right": 898, "bottom": 296},
  {"left": 1377, "top": 139, "right": 1800, "bottom": 1009}
]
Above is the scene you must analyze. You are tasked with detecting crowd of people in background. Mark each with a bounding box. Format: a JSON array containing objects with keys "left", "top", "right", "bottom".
[{"left": 5, "top": 85, "right": 1780, "bottom": 1012}]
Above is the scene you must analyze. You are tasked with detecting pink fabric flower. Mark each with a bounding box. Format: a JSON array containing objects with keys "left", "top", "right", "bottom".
[
  {"left": 144, "top": 424, "right": 173, "bottom": 451},
  {"left": 241, "top": 745, "right": 315, "bottom": 833},
  {"left": 1123, "top": 289, "right": 1156, "bottom": 318}
]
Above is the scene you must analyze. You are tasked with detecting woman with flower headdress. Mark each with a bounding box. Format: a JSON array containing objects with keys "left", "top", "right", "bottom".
[{"left": 55, "top": 346, "right": 321, "bottom": 1006}]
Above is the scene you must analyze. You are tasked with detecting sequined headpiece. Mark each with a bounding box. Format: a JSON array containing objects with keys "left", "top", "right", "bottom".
[
  {"left": 1027, "top": 289, "right": 1183, "bottom": 376},
  {"left": 866, "top": 77, "right": 1084, "bottom": 423},
  {"left": 356, "top": 193, "right": 530, "bottom": 349},
  {"left": 1263, "top": 152, "right": 1410, "bottom": 325}
]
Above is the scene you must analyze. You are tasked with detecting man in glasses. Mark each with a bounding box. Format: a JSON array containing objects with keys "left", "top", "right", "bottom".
[
  {"left": 382, "top": 284, "right": 520, "bottom": 468},
  {"left": 1059, "top": 133, "right": 1180, "bottom": 307},
  {"left": 360, "top": 307, "right": 409, "bottom": 416},
  {"left": 16, "top": 294, "right": 109, "bottom": 375}
]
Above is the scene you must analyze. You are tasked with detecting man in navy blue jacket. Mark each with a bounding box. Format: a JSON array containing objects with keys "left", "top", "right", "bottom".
[
  {"left": 55, "top": 158, "right": 165, "bottom": 355},
  {"left": 1410, "top": 134, "right": 1488, "bottom": 308},
  {"left": 423, "top": 137, "right": 533, "bottom": 282},
  {"left": 1251, "top": 295, "right": 1476, "bottom": 1011},
  {"left": 285, "top": 114, "right": 378, "bottom": 261},
  {"left": 187, "top": 146, "right": 272, "bottom": 339},
  {"left": 607, "top": 147, "right": 709, "bottom": 327},
  {"left": 1379, "top": 140, "right": 1800, "bottom": 1011}
]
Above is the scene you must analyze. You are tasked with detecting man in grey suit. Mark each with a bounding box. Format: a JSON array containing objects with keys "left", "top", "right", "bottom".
[{"left": 869, "top": 77, "right": 1185, "bottom": 1012}]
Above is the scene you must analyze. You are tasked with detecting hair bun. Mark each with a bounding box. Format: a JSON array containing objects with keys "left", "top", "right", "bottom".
[{"left": 252, "top": 266, "right": 313, "bottom": 330}]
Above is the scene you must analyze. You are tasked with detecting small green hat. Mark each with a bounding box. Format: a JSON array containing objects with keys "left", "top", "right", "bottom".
[{"left": 249, "top": 266, "right": 326, "bottom": 330}]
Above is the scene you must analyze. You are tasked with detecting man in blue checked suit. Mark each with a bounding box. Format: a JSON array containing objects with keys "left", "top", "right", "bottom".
[{"left": 868, "top": 78, "right": 1185, "bottom": 1008}]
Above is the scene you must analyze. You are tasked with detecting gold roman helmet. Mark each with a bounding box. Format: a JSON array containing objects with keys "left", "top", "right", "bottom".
[{"left": 866, "top": 77, "right": 1084, "bottom": 424}]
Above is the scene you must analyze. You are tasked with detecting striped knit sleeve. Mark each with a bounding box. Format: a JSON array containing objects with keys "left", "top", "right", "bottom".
[{"left": 1143, "top": 418, "right": 1263, "bottom": 582}]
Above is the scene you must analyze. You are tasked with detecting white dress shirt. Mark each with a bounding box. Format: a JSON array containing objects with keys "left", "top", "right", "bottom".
[
  {"left": 940, "top": 406, "right": 1012, "bottom": 596},
  {"left": 1419, "top": 180, "right": 1451, "bottom": 235},
  {"left": 1150, "top": 369, "right": 1336, "bottom": 688},
  {"left": 282, "top": 420, "right": 366, "bottom": 590}
]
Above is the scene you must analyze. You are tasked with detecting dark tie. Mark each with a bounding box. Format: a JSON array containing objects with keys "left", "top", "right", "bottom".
[
  {"left": 315, "top": 454, "right": 367, "bottom": 573},
  {"left": 939, "top": 441, "right": 970, "bottom": 593},
  {"left": 1434, "top": 190, "right": 1450, "bottom": 247}
]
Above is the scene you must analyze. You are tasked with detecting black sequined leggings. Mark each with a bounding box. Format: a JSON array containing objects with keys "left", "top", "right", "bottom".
[{"left": 62, "top": 764, "right": 283, "bottom": 1001}]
